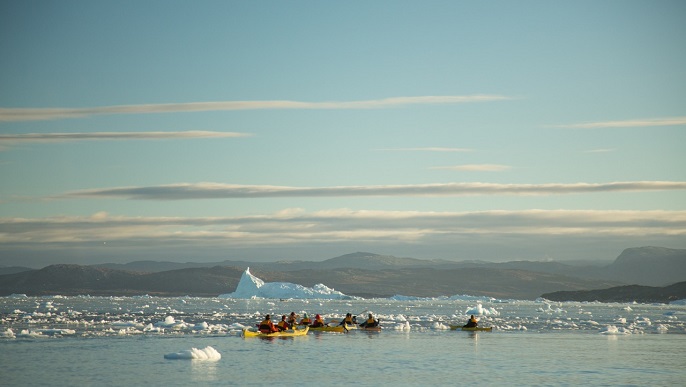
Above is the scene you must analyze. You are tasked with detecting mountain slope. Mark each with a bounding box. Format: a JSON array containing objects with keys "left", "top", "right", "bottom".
[{"left": 541, "top": 281, "right": 686, "bottom": 303}]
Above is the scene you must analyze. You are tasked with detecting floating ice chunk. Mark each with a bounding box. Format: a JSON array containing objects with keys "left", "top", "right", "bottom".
[
  {"left": 1, "top": 328, "right": 15, "bottom": 338},
  {"left": 599, "top": 325, "right": 631, "bottom": 335},
  {"left": 111, "top": 321, "right": 144, "bottom": 329},
  {"left": 466, "top": 303, "right": 499, "bottom": 316},
  {"left": 192, "top": 322, "right": 209, "bottom": 331},
  {"left": 164, "top": 346, "right": 221, "bottom": 361},
  {"left": 143, "top": 323, "right": 164, "bottom": 333},
  {"left": 655, "top": 324, "right": 668, "bottom": 333},
  {"left": 392, "top": 321, "right": 411, "bottom": 331},
  {"left": 431, "top": 322, "right": 450, "bottom": 330}
]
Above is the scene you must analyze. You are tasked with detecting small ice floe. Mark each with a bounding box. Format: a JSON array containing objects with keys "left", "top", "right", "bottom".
[
  {"left": 392, "top": 321, "right": 411, "bottom": 331},
  {"left": 111, "top": 321, "right": 145, "bottom": 329},
  {"left": 143, "top": 323, "right": 164, "bottom": 333},
  {"left": 599, "top": 325, "right": 631, "bottom": 335},
  {"left": 155, "top": 316, "right": 187, "bottom": 330},
  {"left": 431, "top": 322, "right": 450, "bottom": 330},
  {"left": 164, "top": 346, "right": 221, "bottom": 361},
  {"left": 634, "top": 316, "right": 652, "bottom": 326},
  {"left": 466, "top": 303, "right": 499, "bottom": 316},
  {"left": 655, "top": 324, "right": 669, "bottom": 334},
  {"left": 1, "top": 328, "right": 15, "bottom": 338},
  {"left": 192, "top": 322, "right": 209, "bottom": 331}
]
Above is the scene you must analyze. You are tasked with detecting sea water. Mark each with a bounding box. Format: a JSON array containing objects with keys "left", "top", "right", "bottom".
[{"left": 1, "top": 296, "right": 685, "bottom": 386}]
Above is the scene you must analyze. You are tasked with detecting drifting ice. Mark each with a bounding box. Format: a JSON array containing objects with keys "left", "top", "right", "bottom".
[{"left": 218, "top": 268, "right": 353, "bottom": 300}]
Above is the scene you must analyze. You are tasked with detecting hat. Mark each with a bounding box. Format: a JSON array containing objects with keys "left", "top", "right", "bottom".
[
  {"left": 315, "top": 314, "right": 321, "bottom": 319},
  {"left": 303, "top": 313, "right": 308, "bottom": 318},
  {"left": 265, "top": 314, "right": 271, "bottom": 319}
]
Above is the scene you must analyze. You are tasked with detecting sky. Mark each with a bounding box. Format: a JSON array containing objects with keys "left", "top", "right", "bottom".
[{"left": 1, "top": 1, "right": 685, "bottom": 267}]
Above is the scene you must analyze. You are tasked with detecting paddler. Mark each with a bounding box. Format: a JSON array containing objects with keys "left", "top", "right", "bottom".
[
  {"left": 276, "top": 315, "right": 291, "bottom": 331},
  {"left": 463, "top": 315, "right": 478, "bottom": 328},
  {"left": 299, "top": 313, "right": 312, "bottom": 326},
  {"left": 259, "top": 314, "right": 279, "bottom": 333},
  {"left": 287, "top": 312, "right": 298, "bottom": 327},
  {"left": 359, "top": 313, "right": 379, "bottom": 328},
  {"left": 311, "top": 314, "right": 325, "bottom": 328},
  {"left": 338, "top": 313, "right": 356, "bottom": 326}
]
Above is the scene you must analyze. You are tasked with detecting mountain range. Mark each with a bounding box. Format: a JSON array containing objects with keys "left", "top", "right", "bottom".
[{"left": 0, "top": 246, "right": 684, "bottom": 301}]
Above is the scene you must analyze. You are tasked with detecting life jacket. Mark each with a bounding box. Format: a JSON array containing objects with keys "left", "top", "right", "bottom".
[
  {"left": 311, "top": 317, "right": 325, "bottom": 327},
  {"left": 343, "top": 316, "right": 354, "bottom": 324},
  {"left": 277, "top": 320, "right": 290, "bottom": 330},
  {"left": 259, "top": 319, "right": 276, "bottom": 333},
  {"left": 300, "top": 317, "right": 312, "bottom": 325}
]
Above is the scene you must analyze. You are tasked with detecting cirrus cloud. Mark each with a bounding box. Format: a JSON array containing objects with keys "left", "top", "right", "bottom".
[
  {"left": 57, "top": 181, "right": 686, "bottom": 200},
  {"left": 1, "top": 209, "right": 684, "bottom": 246},
  {"left": 553, "top": 116, "right": 686, "bottom": 129},
  {"left": 0, "top": 95, "right": 511, "bottom": 122},
  {"left": 0, "top": 131, "right": 251, "bottom": 147}
]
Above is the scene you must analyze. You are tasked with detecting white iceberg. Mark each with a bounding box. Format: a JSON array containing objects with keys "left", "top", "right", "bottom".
[
  {"left": 164, "top": 346, "right": 221, "bottom": 361},
  {"left": 218, "top": 268, "right": 354, "bottom": 300}
]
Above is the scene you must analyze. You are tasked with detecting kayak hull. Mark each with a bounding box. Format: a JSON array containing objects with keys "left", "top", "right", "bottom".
[
  {"left": 309, "top": 325, "right": 345, "bottom": 333},
  {"left": 449, "top": 325, "right": 493, "bottom": 331},
  {"left": 242, "top": 326, "right": 309, "bottom": 337}
]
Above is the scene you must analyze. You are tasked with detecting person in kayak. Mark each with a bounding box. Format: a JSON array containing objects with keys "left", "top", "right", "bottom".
[
  {"left": 299, "top": 313, "right": 312, "bottom": 326},
  {"left": 338, "top": 313, "right": 356, "bottom": 326},
  {"left": 277, "top": 315, "right": 291, "bottom": 331},
  {"left": 287, "top": 312, "right": 298, "bottom": 327},
  {"left": 463, "top": 315, "right": 478, "bottom": 328},
  {"left": 311, "top": 314, "right": 325, "bottom": 328},
  {"left": 259, "top": 314, "right": 279, "bottom": 333},
  {"left": 359, "top": 313, "right": 379, "bottom": 328}
]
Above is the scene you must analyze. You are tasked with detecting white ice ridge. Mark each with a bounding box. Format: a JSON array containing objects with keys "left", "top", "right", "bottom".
[
  {"left": 164, "top": 346, "right": 221, "bottom": 361},
  {"left": 218, "top": 267, "right": 353, "bottom": 299}
]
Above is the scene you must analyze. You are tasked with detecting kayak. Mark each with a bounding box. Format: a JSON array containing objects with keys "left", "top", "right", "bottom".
[
  {"left": 242, "top": 326, "right": 309, "bottom": 338},
  {"left": 358, "top": 325, "right": 381, "bottom": 332},
  {"left": 309, "top": 325, "right": 345, "bottom": 333},
  {"left": 449, "top": 325, "right": 493, "bottom": 332}
]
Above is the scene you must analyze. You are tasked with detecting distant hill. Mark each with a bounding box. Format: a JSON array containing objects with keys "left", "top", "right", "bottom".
[
  {"left": 541, "top": 281, "right": 686, "bottom": 303},
  {"left": 0, "top": 266, "right": 33, "bottom": 276},
  {"left": 0, "top": 263, "right": 620, "bottom": 300},
  {"left": 3, "top": 247, "right": 684, "bottom": 299},
  {"left": 598, "top": 247, "right": 686, "bottom": 286},
  {"left": 0, "top": 264, "right": 244, "bottom": 297}
]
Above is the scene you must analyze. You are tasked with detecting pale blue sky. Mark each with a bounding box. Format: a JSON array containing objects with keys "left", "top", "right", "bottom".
[{"left": 1, "top": 1, "right": 685, "bottom": 266}]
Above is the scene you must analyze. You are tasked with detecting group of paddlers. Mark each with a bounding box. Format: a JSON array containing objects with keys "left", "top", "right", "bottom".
[{"left": 258, "top": 312, "right": 379, "bottom": 333}]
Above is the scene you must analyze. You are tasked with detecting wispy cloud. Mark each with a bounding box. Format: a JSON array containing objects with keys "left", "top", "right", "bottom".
[
  {"left": 57, "top": 181, "right": 686, "bottom": 200},
  {"left": 430, "top": 164, "right": 511, "bottom": 172},
  {"left": 553, "top": 116, "right": 686, "bottom": 129},
  {"left": 375, "top": 147, "right": 474, "bottom": 152},
  {"left": 1, "top": 209, "right": 684, "bottom": 245},
  {"left": 0, "top": 131, "right": 250, "bottom": 147},
  {"left": 0, "top": 95, "right": 512, "bottom": 122}
]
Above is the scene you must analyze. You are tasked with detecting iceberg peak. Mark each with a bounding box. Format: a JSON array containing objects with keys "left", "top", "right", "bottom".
[{"left": 219, "top": 268, "right": 355, "bottom": 300}]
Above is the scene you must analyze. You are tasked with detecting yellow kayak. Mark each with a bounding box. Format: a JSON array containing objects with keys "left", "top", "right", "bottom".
[
  {"left": 242, "top": 326, "right": 309, "bottom": 338},
  {"left": 449, "top": 325, "right": 493, "bottom": 332},
  {"left": 309, "top": 325, "right": 345, "bottom": 333}
]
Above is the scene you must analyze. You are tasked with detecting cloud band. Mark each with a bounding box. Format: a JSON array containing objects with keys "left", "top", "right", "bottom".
[
  {"left": 59, "top": 181, "right": 686, "bottom": 200},
  {"left": 0, "top": 95, "right": 511, "bottom": 122}
]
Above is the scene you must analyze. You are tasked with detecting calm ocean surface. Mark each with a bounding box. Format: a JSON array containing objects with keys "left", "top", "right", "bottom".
[{"left": 2, "top": 296, "right": 685, "bottom": 386}]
